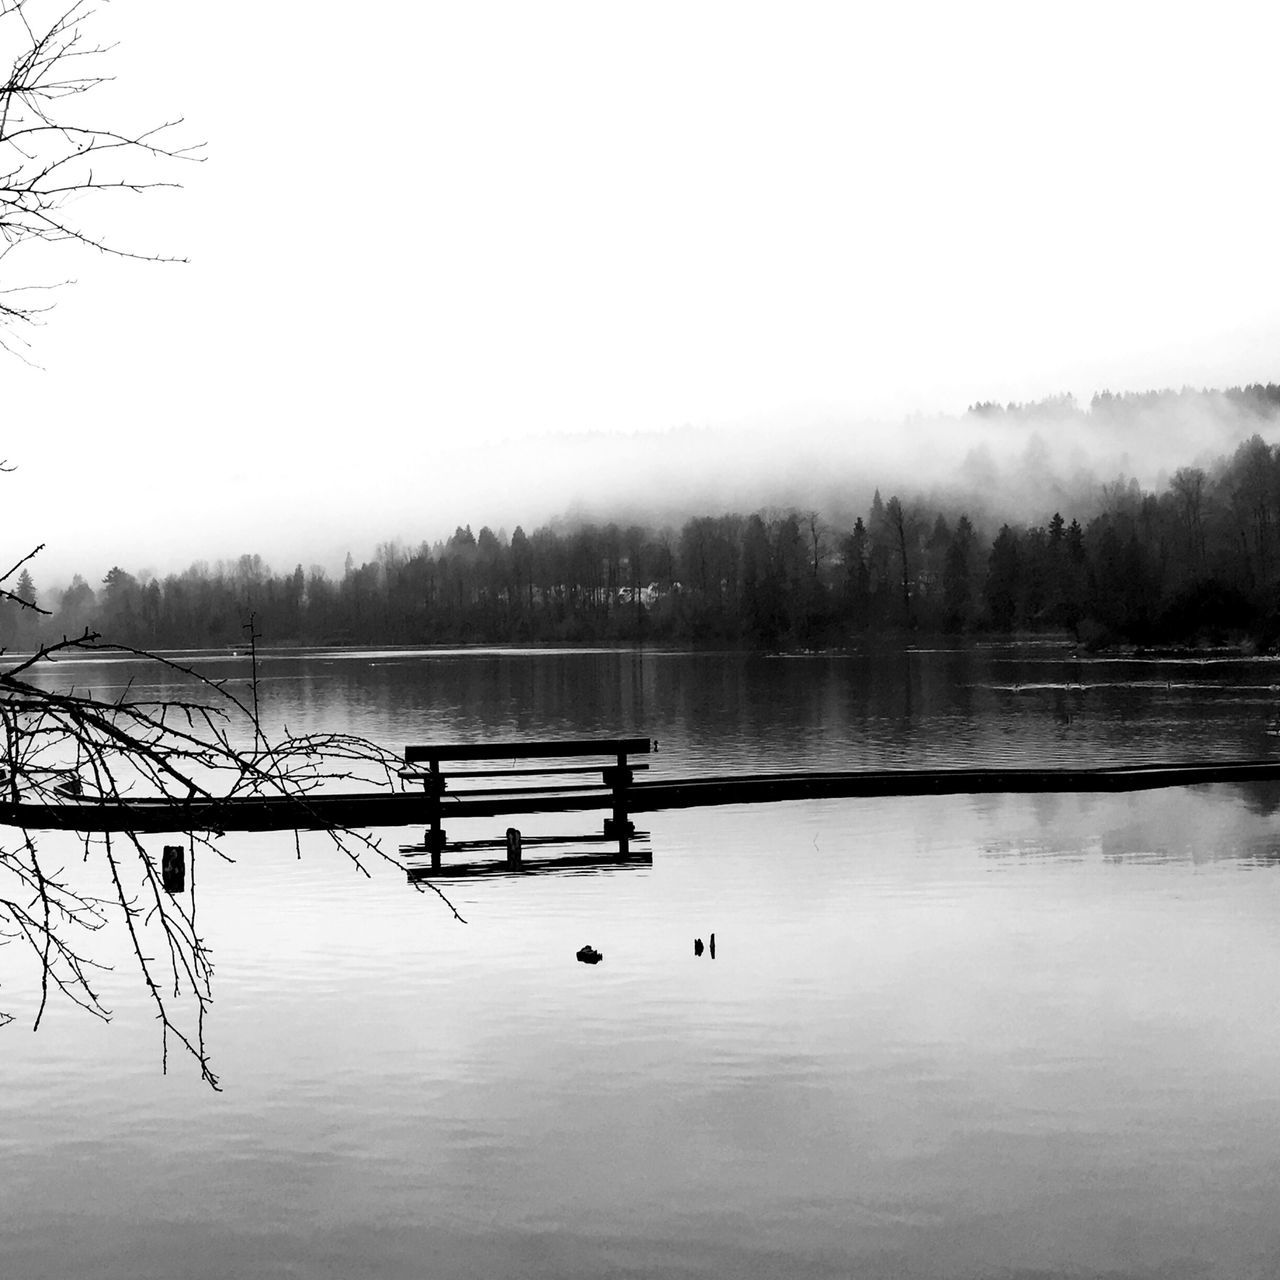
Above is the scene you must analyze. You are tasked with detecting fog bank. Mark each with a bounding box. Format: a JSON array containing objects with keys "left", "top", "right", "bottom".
[{"left": 18, "top": 385, "right": 1280, "bottom": 589}]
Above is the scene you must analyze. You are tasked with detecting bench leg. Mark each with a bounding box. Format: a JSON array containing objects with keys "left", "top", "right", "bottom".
[{"left": 426, "top": 766, "right": 446, "bottom": 868}]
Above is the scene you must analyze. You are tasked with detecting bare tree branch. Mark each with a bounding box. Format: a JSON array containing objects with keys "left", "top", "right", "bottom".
[
  {"left": 0, "top": 0, "right": 203, "bottom": 338},
  {"left": 0, "top": 624, "right": 455, "bottom": 1088},
  {"left": 0, "top": 6, "right": 458, "bottom": 1086}
]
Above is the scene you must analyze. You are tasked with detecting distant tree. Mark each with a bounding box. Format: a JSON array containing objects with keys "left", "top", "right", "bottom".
[
  {"left": 840, "top": 517, "right": 870, "bottom": 631},
  {"left": 882, "top": 496, "right": 913, "bottom": 625},
  {"left": 1020, "top": 525, "right": 1049, "bottom": 626},
  {"left": 804, "top": 511, "right": 825, "bottom": 580},
  {"left": 54, "top": 572, "right": 95, "bottom": 635},
  {"left": 741, "top": 513, "right": 780, "bottom": 645},
  {"left": 99, "top": 564, "right": 140, "bottom": 639},
  {"left": 986, "top": 525, "right": 1020, "bottom": 631},
  {"left": 866, "top": 490, "right": 893, "bottom": 624},
  {"left": 623, "top": 524, "right": 646, "bottom": 634},
  {"left": 510, "top": 525, "right": 533, "bottom": 616},
  {"left": 942, "top": 515, "right": 976, "bottom": 632},
  {"left": 8, "top": 568, "right": 37, "bottom": 648}
]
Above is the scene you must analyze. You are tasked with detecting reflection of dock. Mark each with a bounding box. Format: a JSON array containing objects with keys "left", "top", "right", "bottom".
[{"left": 406, "top": 845, "right": 652, "bottom": 881}]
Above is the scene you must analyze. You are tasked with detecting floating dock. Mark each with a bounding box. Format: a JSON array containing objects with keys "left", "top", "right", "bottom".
[
  {"left": 626, "top": 758, "right": 1280, "bottom": 810},
  {"left": 3, "top": 756, "right": 1280, "bottom": 836}
]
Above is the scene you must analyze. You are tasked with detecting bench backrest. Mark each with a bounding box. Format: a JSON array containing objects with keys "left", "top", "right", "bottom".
[{"left": 404, "top": 737, "right": 652, "bottom": 765}]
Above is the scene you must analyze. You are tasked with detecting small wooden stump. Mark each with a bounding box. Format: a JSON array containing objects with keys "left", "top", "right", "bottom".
[
  {"left": 426, "top": 825, "right": 447, "bottom": 870},
  {"left": 506, "top": 827, "right": 522, "bottom": 867},
  {"left": 162, "top": 845, "right": 185, "bottom": 894}
]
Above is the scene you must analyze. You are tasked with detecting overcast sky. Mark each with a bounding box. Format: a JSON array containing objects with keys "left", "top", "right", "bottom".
[{"left": 5, "top": 0, "right": 1279, "bottom": 584}]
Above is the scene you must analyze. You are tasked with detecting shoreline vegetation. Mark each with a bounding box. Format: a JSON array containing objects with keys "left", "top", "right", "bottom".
[{"left": 8, "top": 384, "right": 1280, "bottom": 657}]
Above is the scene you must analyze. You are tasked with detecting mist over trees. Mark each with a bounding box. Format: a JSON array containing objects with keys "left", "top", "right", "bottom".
[
  {"left": 9, "top": 385, "right": 1280, "bottom": 653},
  {"left": 486, "top": 382, "right": 1280, "bottom": 568}
]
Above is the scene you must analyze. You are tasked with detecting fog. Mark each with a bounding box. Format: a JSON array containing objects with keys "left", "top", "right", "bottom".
[
  {"left": 3, "top": 3, "right": 1279, "bottom": 592},
  {"left": 16, "top": 385, "right": 1279, "bottom": 591},
  {"left": 490, "top": 388, "right": 1280, "bottom": 544}
]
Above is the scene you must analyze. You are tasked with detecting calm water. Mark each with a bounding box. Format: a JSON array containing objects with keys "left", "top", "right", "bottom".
[{"left": 6, "top": 643, "right": 1280, "bottom": 1279}]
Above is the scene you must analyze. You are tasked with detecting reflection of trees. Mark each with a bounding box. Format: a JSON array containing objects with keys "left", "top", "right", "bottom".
[{"left": 1223, "top": 780, "right": 1280, "bottom": 818}]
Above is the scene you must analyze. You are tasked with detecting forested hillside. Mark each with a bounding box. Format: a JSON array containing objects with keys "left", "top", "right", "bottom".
[{"left": 7, "top": 386, "right": 1280, "bottom": 652}]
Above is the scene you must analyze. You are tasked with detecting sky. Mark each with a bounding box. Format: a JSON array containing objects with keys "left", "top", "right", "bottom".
[{"left": 4, "top": 0, "right": 1279, "bottom": 585}]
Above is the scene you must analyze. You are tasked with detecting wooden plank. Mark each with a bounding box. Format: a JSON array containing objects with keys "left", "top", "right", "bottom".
[
  {"left": 447, "top": 781, "right": 609, "bottom": 798},
  {"left": 398, "top": 763, "right": 650, "bottom": 780},
  {"left": 0, "top": 791, "right": 436, "bottom": 833},
  {"left": 403, "top": 737, "right": 652, "bottom": 763},
  {"left": 406, "top": 848, "right": 653, "bottom": 880},
  {"left": 401, "top": 831, "right": 650, "bottom": 854}
]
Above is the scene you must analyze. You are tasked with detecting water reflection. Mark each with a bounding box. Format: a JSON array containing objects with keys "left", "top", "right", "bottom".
[
  {"left": 1226, "top": 778, "right": 1280, "bottom": 816},
  {"left": 972, "top": 783, "right": 1280, "bottom": 868},
  {"left": 25, "top": 641, "right": 1280, "bottom": 774},
  {"left": 10, "top": 645, "right": 1280, "bottom": 1279},
  {"left": 406, "top": 848, "right": 653, "bottom": 881}
]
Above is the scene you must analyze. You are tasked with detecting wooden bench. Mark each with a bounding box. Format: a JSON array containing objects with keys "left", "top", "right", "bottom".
[{"left": 399, "top": 737, "right": 653, "bottom": 868}]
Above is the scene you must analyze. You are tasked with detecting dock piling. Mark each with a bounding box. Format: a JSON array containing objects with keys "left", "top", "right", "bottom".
[
  {"left": 604, "top": 754, "right": 634, "bottom": 855},
  {"left": 161, "top": 844, "right": 185, "bottom": 894}
]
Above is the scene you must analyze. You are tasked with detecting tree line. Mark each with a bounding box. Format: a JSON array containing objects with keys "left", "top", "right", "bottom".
[{"left": 8, "top": 425, "right": 1280, "bottom": 653}]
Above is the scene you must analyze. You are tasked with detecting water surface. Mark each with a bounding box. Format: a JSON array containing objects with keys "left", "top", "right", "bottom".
[{"left": 5, "top": 643, "right": 1280, "bottom": 1278}]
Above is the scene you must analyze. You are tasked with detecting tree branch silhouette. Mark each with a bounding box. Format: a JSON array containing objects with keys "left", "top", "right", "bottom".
[
  {"left": 0, "top": 627, "right": 456, "bottom": 1088},
  {"left": 0, "top": 5, "right": 463, "bottom": 1085},
  {"left": 0, "top": 0, "right": 202, "bottom": 356}
]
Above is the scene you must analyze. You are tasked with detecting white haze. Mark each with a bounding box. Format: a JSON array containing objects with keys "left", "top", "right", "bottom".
[
  {"left": 1, "top": 1, "right": 1278, "bottom": 588},
  {"left": 16, "top": 391, "right": 1280, "bottom": 590}
]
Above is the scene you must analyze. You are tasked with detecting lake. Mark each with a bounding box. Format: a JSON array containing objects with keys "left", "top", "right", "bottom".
[{"left": 5, "top": 642, "right": 1280, "bottom": 1279}]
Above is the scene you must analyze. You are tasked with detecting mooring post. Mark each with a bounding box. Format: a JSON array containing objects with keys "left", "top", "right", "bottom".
[
  {"left": 603, "top": 751, "right": 633, "bottom": 856},
  {"left": 162, "top": 845, "right": 185, "bottom": 895},
  {"left": 426, "top": 755, "right": 446, "bottom": 870},
  {"left": 506, "top": 827, "right": 522, "bottom": 867}
]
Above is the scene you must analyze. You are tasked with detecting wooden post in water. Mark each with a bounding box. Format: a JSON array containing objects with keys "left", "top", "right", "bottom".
[
  {"left": 426, "top": 755, "right": 446, "bottom": 870},
  {"left": 603, "top": 752, "right": 633, "bottom": 856},
  {"left": 506, "top": 827, "right": 522, "bottom": 868},
  {"left": 162, "top": 845, "right": 185, "bottom": 894}
]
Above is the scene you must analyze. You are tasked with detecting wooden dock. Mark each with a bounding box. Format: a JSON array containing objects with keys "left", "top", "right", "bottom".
[
  {"left": 626, "top": 758, "right": 1280, "bottom": 810},
  {"left": 5, "top": 748, "right": 1280, "bottom": 874},
  {"left": 396, "top": 751, "right": 1280, "bottom": 877},
  {"left": 397, "top": 737, "right": 651, "bottom": 870}
]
